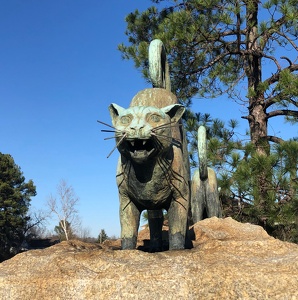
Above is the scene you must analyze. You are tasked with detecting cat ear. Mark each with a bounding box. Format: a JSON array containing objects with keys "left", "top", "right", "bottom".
[
  {"left": 108, "top": 103, "right": 125, "bottom": 126},
  {"left": 162, "top": 104, "right": 185, "bottom": 123}
]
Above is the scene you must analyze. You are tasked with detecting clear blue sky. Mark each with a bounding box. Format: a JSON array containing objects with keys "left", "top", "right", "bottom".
[{"left": 1, "top": 1, "right": 296, "bottom": 238}]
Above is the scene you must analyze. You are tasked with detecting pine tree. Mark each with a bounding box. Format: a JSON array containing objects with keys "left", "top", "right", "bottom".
[
  {"left": 0, "top": 153, "right": 36, "bottom": 261},
  {"left": 118, "top": 0, "right": 298, "bottom": 239},
  {"left": 97, "top": 229, "right": 108, "bottom": 244},
  {"left": 119, "top": 0, "right": 298, "bottom": 203}
]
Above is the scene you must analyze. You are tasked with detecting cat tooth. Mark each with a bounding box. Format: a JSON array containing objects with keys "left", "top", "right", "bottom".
[
  {"left": 142, "top": 140, "right": 146, "bottom": 146},
  {"left": 130, "top": 141, "right": 135, "bottom": 147}
]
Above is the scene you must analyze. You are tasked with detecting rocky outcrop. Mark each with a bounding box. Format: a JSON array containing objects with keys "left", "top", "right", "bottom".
[{"left": 1, "top": 217, "right": 298, "bottom": 299}]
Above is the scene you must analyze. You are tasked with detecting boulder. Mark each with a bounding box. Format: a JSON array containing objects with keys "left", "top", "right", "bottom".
[{"left": 1, "top": 217, "right": 298, "bottom": 299}]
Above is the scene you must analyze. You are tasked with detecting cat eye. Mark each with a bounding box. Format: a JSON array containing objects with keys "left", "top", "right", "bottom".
[
  {"left": 149, "top": 114, "right": 161, "bottom": 123},
  {"left": 120, "top": 115, "right": 132, "bottom": 125}
]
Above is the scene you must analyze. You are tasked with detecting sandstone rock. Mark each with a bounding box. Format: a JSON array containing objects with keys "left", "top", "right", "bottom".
[{"left": 1, "top": 217, "right": 298, "bottom": 299}]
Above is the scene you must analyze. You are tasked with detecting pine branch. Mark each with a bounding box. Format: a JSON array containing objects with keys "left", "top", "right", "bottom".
[
  {"left": 264, "top": 64, "right": 298, "bottom": 86},
  {"left": 265, "top": 93, "right": 298, "bottom": 110},
  {"left": 267, "top": 109, "right": 298, "bottom": 119},
  {"left": 276, "top": 31, "right": 298, "bottom": 52},
  {"left": 266, "top": 135, "right": 284, "bottom": 144},
  {"left": 259, "top": 16, "right": 286, "bottom": 50}
]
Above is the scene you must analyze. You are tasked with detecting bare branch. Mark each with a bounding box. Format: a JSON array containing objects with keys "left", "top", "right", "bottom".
[
  {"left": 241, "top": 115, "right": 253, "bottom": 121},
  {"left": 261, "top": 53, "right": 281, "bottom": 71},
  {"left": 25, "top": 210, "right": 50, "bottom": 237},
  {"left": 276, "top": 31, "right": 298, "bottom": 52},
  {"left": 265, "top": 93, "right": 298, "bottom": 109},
  {"left": 266, "top": 135, "right": 284, "bottom": 144},
  {"left": 195, "top": 51, "right": 231, "bottom": 72},
  {"left": 267, "top": 109, "right": 298, "bottom": 119},
  {"left": 281, "top": 56, "right": 293, "bottom": 66}
]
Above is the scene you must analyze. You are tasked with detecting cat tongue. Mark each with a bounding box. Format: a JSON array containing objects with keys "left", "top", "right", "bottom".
[{"left": 133, "top": 150, "right": 148, "bottom": 157}]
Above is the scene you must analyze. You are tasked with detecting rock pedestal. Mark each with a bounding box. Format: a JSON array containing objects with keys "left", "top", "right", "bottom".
[{"left": 1, "top": 217, "right": 298, "bottom": 299}]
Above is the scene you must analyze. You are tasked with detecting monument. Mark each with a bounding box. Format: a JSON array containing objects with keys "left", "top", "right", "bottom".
[{"left": 100, "top": 39, "right": 221, "bottom": 251}]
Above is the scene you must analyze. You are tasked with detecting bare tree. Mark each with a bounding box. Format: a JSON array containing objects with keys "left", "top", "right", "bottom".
[
  {"left": 48, "top": 180, "right": 80, "bottom": 241},
  {"left": 25, "top": 209, "right": 50, "bottom": 239},
  {"left": 76, "top": 226, "right": 91, "bottom": 242}
]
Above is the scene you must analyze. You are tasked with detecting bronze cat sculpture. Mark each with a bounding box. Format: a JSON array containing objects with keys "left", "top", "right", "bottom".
[
  {"left": 104, "top": 39, "right": 221, "bottom": 251},
  {"left": 191, "top": 126, "right": 222, "bottom": 223},
  {"left": 109, "top": 88, "right": 190, "bottom": 251}
]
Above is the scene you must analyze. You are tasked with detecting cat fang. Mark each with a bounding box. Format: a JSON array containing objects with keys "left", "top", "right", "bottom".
[{"left": 125, "top": 138, "right": 156, "bottom": 163}]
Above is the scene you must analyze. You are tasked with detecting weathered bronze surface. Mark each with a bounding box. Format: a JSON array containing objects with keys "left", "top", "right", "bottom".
[
  {"left": 191, "top": 126, "right": 222, "bottom": 223},
  {"left": 109, "top": 88, "right": 190, "bottom": 251},
  {"left": 107, "top": 39, "right": 221, "bottom": 251}
]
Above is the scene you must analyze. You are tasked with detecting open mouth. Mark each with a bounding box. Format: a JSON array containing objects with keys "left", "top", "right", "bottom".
[{"left": 126, "top": 139, "right": 156, "bottom": 161}]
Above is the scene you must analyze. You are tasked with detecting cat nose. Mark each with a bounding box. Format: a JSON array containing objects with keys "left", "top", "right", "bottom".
[
  {"left": 129, "top": 124, "right": 146, "bottom": 137},
  {"left": 130, "top": 124, "right": 144, "bottom": 129},
  {"left": 130, "top": 125, "right": 144, "bottom": 134}
]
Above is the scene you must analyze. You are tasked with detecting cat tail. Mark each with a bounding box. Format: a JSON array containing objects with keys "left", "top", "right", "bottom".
[
  {"left": 149, "top": 39, "right": 171, "bottom": 92},
  {"left": 198, "top": 126, "right": 208, "bottom": 181}
]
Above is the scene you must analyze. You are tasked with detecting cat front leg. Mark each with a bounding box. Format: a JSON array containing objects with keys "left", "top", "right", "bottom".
[
  {"left": 119, "top": 195, "right": 140, "bottom": 250},
  {"left": 148, "top": 209, "right": 164, "bottom": 252},
  {"left": 167, "top": 196, "right": 189, "bottom": 250}
]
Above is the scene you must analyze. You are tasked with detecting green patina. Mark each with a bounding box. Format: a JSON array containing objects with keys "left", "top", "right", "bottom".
[{"left": 107, "top": 39, "right": 221, "bottom": 251}]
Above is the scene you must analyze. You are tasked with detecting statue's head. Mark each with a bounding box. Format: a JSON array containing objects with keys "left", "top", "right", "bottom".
[{"left": 108, "top": 103, "right": 185, "bottom": 164}]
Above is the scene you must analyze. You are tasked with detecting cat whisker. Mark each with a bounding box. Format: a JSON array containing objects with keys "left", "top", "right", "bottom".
[
  {"left": 101, "top": 129, "right": 119, "bottom": 133},
  {"left": 106, "top": 133, "right": 127, "bottom": 158},
  {"left": 151, "top": 132, "right": 181, "bottom": 147},
  {"left": 97, "top": 120, "right": 121, "bottom": 132},
  {"left": 157, "top": 156, "right": 184, "bottom": 184},
  {"left": 151, "top": 122, "right": 182, "bottom": 131},
  {"left": 171, "top": 140, "right": 182, "bottom": 147},
  {"left": 104, "top": 135, "right": 123, "bottom": 141},
  {"left": 151, "top": 132, "right": 172, "bottom": 141},
  {"left": 151, "top": 136, "right": 165, "bottom": 151},
  {"left": 151, "top": 122, "right": 173, "bottom": 131}
]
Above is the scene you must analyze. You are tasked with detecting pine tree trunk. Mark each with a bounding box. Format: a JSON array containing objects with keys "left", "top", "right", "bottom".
[
  {"left": 246, "top": 0, "right": 267, "bottom": 149},
  {"left": 245, "top": 0, "right": 271, "bottom": 215}
]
